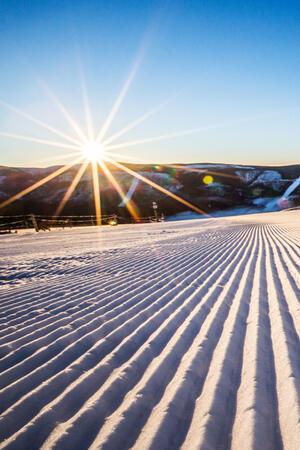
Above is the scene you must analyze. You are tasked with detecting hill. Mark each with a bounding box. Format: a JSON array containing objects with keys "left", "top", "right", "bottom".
[{"left": 0, "top": 162, "right": 299, "bottom": 219}]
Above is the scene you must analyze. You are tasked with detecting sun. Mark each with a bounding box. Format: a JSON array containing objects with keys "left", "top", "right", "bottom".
[
  {"left": 81, "top": 141, "right": 105, "bottom": 161},
  {"left": 0, "top": 65, "right": 218, "bottom": 222}
]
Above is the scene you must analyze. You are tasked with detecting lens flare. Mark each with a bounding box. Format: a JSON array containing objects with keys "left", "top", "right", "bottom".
[
  {"left": 203, "top": 175, "right": 214, "bottom": 185},
  {"left": 107, "top": 157, "right": 209, "bottom": 217},
  {"left": 98, "top": 160, "right": 139, "bottom": 220}
]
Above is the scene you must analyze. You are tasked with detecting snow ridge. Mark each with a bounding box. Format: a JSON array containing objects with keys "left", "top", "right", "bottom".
[{"left": 0, "top": 212, "right": 299, "bottom": 449}]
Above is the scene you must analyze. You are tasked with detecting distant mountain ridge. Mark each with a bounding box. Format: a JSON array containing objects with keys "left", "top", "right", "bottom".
[{"left": 0, "top": 162, "right": 299, "bottom": 219}]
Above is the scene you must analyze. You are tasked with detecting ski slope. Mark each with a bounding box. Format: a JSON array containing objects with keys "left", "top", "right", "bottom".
[{"left": 0, "top": 211, "right": 299, "bottom": 449}]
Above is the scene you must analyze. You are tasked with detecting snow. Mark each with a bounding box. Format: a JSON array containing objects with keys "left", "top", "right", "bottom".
[
  {"left": 0, "top": 211, "right": 299, "bottom": 449},
  {"left": 235, "top": 169, "right": 260, "bottom": 183},
  {"left": 186, "top": 164, "right": 228, "bottom": 169},
  {"left": 264, "top": 176, "right": 300, "bottom": 212},
  {"left": 252, "top": 170, "right": 282, "bottom": 185},
  {"left": 169, "top": 207, "right": 264, "bottom": 221},
  {"left": 232, "top": 165, "right": 254, "bottom": 169},
  {"left": 141, "top": 171, "right": 171, "bottom": 181}
]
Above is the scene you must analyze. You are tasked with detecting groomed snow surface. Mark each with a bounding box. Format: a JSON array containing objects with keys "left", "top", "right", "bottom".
[{"left": 0, "top": 211, "right": 299, "bottom": 450}]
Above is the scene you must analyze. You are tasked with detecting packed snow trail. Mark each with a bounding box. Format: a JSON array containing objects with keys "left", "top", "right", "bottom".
[{"left": 0, "top": 211, "right": 299, "bottom": 449}]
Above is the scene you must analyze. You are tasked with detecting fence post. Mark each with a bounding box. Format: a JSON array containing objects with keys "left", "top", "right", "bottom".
[
  {"left": 30, "top": 214, "right": 39, "bottom": 232},
  {"left": 152, "top": 202, "right": 158, "bottom": 222}
]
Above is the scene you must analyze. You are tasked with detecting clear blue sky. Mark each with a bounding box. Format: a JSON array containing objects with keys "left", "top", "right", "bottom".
[{"left": 0, "top": 0, "right": 300, "bottom": 167}]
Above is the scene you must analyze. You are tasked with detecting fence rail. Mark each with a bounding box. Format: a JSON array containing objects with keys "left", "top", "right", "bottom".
[{"left": 0, "top": 213, "right": 164, "bottom": 233}]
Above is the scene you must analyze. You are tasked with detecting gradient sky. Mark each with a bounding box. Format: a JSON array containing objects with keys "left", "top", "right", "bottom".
[{"left": 0, "top": 0, "right": 300, "bottom": 167}]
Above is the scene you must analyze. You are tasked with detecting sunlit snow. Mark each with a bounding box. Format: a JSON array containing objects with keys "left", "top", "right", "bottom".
[{"left": 0, "top": 210, "right": 299, "bottom": 449}]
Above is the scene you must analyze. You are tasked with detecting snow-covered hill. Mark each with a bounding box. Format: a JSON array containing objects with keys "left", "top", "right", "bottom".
[
  {"left": 0, "top": 163, "right": 299, "bottom": 219},
  {"left": 0, "top": 210, "right": 299, "bottom": 449}
]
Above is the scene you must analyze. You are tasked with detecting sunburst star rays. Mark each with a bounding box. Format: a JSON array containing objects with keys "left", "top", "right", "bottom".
[
  {"left": 98, "top": 160, "right": 139, "bottom": 220},
  {"left": 0, "top": 83, "right": 227, "bottom": 220},
  {"left": 0, "top": 89, "right": 225, "bottom": 220},
  {"left": 103, "top": 121, "right": 241, "bottom": 152},
  {"left": 0, "top": 132, "right": 82, "bottom": 152},
  {"left": 103, "top": 153, "right": 239, "bottom": 181},
  {"left": 1, "top": 66, "right": 247, "bottom": 220},
  {"left": 102, "top": 93, "right": 180, "bottom": 147},
  {"left": 91, "top": 161, "right": 102, "bottom": 225},
  {"left": 0, "top": 99, "right": 82, "bottom": 147},
  {"left": 39, "top": 80, "right": 89, "bottom": 144},
  {"left": 106, "top": 157, "right": 210, "bottom": 217},
  {"left": 54, "top": 162, "right": 89, "bottom": 216},
  {"left": 77, "top": 61, "right": 95, "bottom": 142},
  {"left": 95, "top": 58, "right": 142, "bottom": 144},
  {"left": 0, "top": 157, "right": 83, "bottom": 210}
]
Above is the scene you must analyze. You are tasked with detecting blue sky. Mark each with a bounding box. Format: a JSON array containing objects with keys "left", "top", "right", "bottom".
[{"left": 0, "top": 0, "right": 300, "bottom": 167}]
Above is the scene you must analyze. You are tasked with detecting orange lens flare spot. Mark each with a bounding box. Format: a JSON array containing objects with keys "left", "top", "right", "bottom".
[
  {"left": 203, "top": 175, "right": 213, "bottom": 185},
  {"left": 81, "top": 142, "right": 105, "bottom": 161}
]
